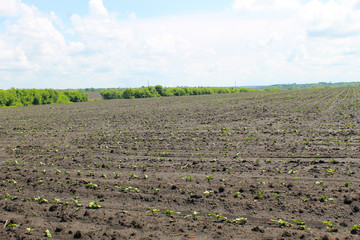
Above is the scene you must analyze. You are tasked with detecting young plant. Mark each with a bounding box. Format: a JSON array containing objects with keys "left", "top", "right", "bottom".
[
  {"left": 153, "top": 187, "right": 160, "bottom": 193},
  {"left": 164, "top": 209, "right": 181, "bottom": 218},
  {"left": 291, "top": 219, "right": 309, "bottom": 230},
  {"left": 351, "top": 224, "right": 360, "bottom": 234},
  {"left": 7, "top": 222, "right": 20, "bottom": 230},
  {"left": 85, "top": 182, "right": 98, "bottom": 189},
  {"left": 5, "top": 193, "right": 18, "bottom": 201},
  {"left": 129, "top": 173, "right": 138, "bottom": 179},
  {"left": 71, "top": 197, "right": 83, "bottom": 207},
  {"left": 271, "top": 219, "right": 291, "bottom": 228},
  {"left": 45, "top": 229, "right": 52, "bottom": 238},
  {"left": 26, "top": 227, "right": 34, "bottom": 234},
  {"left": 205, "top": 174, "right": 214, "bottom": 182},
  {"left": 88, "top": 200, "right": 102, "bottom": 209},
  {"left": 208, "top": 213, "right": 227, "bottom": 222},
  {"left": 255, "top": 190, "right": 262, "bottom": 199},
  {"left": 322, "top": 221, "right": 338, "bottom": 232},
  {"left": 147, "top": 207, "right": 160, "bottom": 215},
  {"left": 34, "top": 196, "right": 49, "bottom": 204},
  {"left": 181, "top": 175, "right": 193, "bottom": 182},
  {"left": 227, "top": 217, "right": 248, "bottom": 225},
  {"left": 184, "top": 211, "right": 200, "bottom": 221}
]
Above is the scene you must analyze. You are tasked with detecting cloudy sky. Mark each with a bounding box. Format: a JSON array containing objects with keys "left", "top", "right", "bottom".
[{"left": 1, "top": 0, "right": 360, "bottom": 89}]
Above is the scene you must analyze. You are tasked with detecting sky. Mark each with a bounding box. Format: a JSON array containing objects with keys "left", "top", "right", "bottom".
[{"left": 1, "top": 0, "right": 360, "bottom": 89}]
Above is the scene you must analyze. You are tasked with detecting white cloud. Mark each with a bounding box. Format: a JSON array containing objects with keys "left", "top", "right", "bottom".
[
  {"left": 89, "top": 0, "right": 108, "bottom": 16},
  {"left": 232, "top": 0, "right": 300, "bottom": 12},
  {"left": 0, "top": 0, "right": 360, "bottom": 89}
]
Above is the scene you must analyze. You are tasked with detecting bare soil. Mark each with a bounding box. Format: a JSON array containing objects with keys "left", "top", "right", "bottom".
[{"left": 0, "top": 87, "right": 360, "bottom": 239}]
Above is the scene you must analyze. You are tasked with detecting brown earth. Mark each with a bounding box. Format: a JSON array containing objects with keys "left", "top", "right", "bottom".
[{"left": 0, "top": 87, "right": 360, "bottom": 239}]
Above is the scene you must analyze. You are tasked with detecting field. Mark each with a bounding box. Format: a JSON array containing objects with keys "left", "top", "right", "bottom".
[{"left": 1, "top": 87, "right": 360, "bottom": 239}]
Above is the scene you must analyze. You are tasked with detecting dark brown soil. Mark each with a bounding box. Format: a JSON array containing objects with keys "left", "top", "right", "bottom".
[{"left": 0, "top": 87, "right": 360, "bottom": 239}]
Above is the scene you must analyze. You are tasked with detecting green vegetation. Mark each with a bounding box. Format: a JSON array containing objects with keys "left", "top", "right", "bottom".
[
  {"left": 0, "top": 88, "right": 88, "bottom": 107},
  {"left": 100, "top": 85, "right": 257, "bottom": 100}
]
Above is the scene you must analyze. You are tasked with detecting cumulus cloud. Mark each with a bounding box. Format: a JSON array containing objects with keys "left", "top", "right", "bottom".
[
  {"left": 0, "top": 0, "right": 360, "bottom": 89},
  {"left": 89, "top": 0, "right": 108, "bottom": 16},
  {"left": 232, "top": 0, "right": 300, "bottom": 12}
]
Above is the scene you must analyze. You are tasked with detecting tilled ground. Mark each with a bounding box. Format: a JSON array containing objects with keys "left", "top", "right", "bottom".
[{"left": 1, "top": 88, "right": 360, "bottom": 239}]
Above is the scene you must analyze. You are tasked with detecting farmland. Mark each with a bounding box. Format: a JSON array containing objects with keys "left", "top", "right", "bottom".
[{"left": 0, "top": 87, "right": 360, "bottom": 239}]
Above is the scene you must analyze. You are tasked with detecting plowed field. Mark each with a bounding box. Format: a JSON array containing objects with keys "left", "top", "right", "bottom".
[{"left": 1, "top": 87, "right": 360, "bottom": 239}]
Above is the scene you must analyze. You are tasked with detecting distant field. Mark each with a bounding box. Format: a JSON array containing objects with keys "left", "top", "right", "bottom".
[
  {"left": 88, "top": 92, "right": 103, "bottom": 100},
  {"left": 0, "top": 87, "right": 359, "bottom": 239}
]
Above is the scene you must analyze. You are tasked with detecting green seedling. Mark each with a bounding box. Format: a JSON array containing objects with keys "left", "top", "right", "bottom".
[
  {"left": 85, "top": 182, "right": 98, "bottom": 189},
  {"left": 256, "top": 190, "right": 262, "bottom": 199},
  {"left": 26, "top": 227, "right": 34, "bottom": 234},
  {"left": 184, "top": 211, "right": 200, "bottom": 221},
  {"left": 181, "top": 175, "right": 193, "bottom": 181},
  {"left": 291, "top": 219, "right": 309, "bottom": 230},
  {"left": 147, "top": 207, "right": 160, "bottom": 215},
  {"left": 203, "top": 190, "right": 214, "bottom": 195},
  {"left": 129, "top": 173, "right": 138, "bottom": 179},
  {"left": 208, "top": 213, "right": 227, "bottom": 221},
  {"left": 271, "top": 219, "right": 291, "bottom": 228},
  {"left": 205, "top": 174, "right": 214, "bottom": 182},
  {"left": 7, "top": 223, "right": 20, "bottom": 230},
  {"left": 164, "top": 209, "right": 181, "bottom": 217},
  {"left": 45, "top": 229, "right": 52, "bottom": 238},
  {"left": 5, "top": 193, "right": 18, "bottom": 201},
  {"left": 227, "top": 217, "right": 248, "bottom": 225},
  {"left": 325, "top": 169, "right": 336, "bottom": 175},
  {"left": 351, "top": 224, "right": 360, "bottom": 234},
  {"left": 321, "top": 195, "right": 334, "bottom": 202},
  {"left": 34, "top": 196, "right": 48, "bottom": 204},
  {"left": 8, "top": 179, "right": 17, "bottom": 184},
  {"left": 322, "top": 221, "right": 338, "bottom": 232},
  {"left": 344, "top": 182, "right": 350, "bottom": 187},
  {"left": 53, "top": 198, "right": 62, "bottom": 204},
  {"left": 88, "top": 201, "right": 102, "bottom": 209},
  {"left": 71, "top": 197, "right": 83, "bottom": 207}
]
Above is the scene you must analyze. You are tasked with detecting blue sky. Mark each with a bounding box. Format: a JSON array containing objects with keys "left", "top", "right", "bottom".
[{"left": 1, "top": 0, "right": 360, "bottom": 89}]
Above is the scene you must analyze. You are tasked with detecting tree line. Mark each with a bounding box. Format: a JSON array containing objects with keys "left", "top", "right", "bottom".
[
  {"left": 100, "top": 86, "right": 257, "bottom": 100},
  {"left": 0, "top": 88, "right": 88, "bottom": 107}
]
